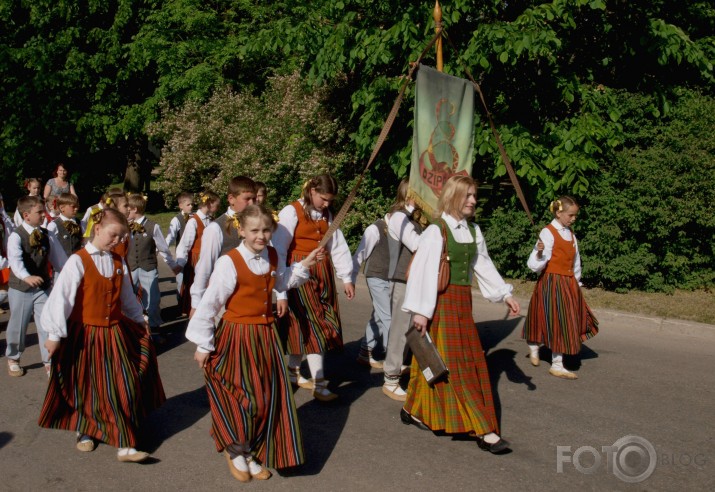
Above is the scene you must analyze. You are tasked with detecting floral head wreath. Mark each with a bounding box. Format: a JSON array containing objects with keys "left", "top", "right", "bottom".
[
  {"left": 199, "top": 192, "right": 209, "bottom": 205},
  {"left": 548, "top": 199, "right": 563, "bottom": 214},
  {"left": 92, "top": 209, "right": 105, "bottom": 224}
]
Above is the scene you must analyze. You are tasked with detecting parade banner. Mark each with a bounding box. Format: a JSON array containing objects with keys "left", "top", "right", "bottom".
[{"left": 409, "top": 64, "right": 475, "bottom": 216}]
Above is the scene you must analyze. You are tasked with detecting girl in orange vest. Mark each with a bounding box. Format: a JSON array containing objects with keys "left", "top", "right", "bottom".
[
  {"left": 38, "top": 207, "right": 165, "bottom": 462},
  {"left": 176, "top": 190, "right": 220, "bottom": 316},
  {"left": 522, "top": 196, "right": 599, "bottom": 379},
  {"left": 271, "top": 175, "right": 355, "bottom": 402},
  {"left": 187, "top": 204, "right": 321, "bottom": 482}
]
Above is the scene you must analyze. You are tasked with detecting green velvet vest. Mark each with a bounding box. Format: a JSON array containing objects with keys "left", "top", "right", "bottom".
[{"left": 439, "top": 218, "right": 476, "bottom": 286}]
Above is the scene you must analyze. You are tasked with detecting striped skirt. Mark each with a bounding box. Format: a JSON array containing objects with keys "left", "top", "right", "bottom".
[
  {"left": 522, "top": 273, "right": 599, "bottom": 354},
  {"left": 404, "top": 284, "right": 498, "bottom": 435},
  {"left": 283, "top": 253, "right": 343, "bottom": 354},
  {"left": 205, "top": 320, "right": 304, "bottom": 469},
  {"left": 179, "top": 251, "right": 199, "bottom": 316},
  {"left": 38, "top": 319, "right": 166, "bottom": 448}
]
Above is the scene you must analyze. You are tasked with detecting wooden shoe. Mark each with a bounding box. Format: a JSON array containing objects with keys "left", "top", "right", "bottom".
[
  {"left": 313, "top": 378, "right": 338, "bottom": 402},
  {"left": 529, "top": 352, "right": 540, "bottom": 366},
  {"left": 7, "top": 359, "right": 23, "bottom": 377},
  {"left": 117, "top": 448, "right": 150, "bottom": 462},
  {"left": 247, "top": 457, "right": 272, "bottom": 480},
  {"left": 224, "top": 452, "right": 251, "bottom": 482},
  {"left": 287, "top": 366, "right": 314, "bottom": 389},
  {"left": 76, "top": 435, "right": 96, "bottom": 452},
  {"left": 382, "top": 382, "right": 407, "bottom": 402},
  {"left": 549, "top": 368, "right": 578, "bottom": 380}
]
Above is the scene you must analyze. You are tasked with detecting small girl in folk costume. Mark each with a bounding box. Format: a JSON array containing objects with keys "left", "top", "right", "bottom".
[
  {"left": 187, "top": 204, "right": 321, "bottom": 482},
  {"left": 522, "top": 196, "right": 599, "bottom": 379},
  {"left": 272, "top": 174, "right": 355, "bottom": 402},
  {"left": 14, "top": 178, "right": 44, "bottom": 227},
  {"left": 38, "top": 208, "right": 166, "bottom": 462},
  {"left": 175, "top": 190, "right": 220, "bottom": 316},
  {"left": 403, "top": 176, "right": 519, "bottom": 454}
]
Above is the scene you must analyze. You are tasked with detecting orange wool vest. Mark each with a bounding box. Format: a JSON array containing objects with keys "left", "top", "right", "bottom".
[
  {"left": 287, "top": 201, "right": 328, "bottom": 259},
  {"left": 544, "top": 224, "right": 576, "bottom": 277},
  {"left": 189, "top": 215, "right": 206, "bottom": 264},
  {"left": 222, "top": 247, "right": 278, "bottom": 325},
  {"left": 69, "top": 249, "right": 124, "bottom": 326}
]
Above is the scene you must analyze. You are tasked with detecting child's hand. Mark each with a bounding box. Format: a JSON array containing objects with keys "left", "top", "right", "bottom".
[
  {"left": 44, "top": 339, "right": 60, "bottom": 358},
  {"left": 194, "top": 350, "right": 210, "bottom": 369},
  {"left": 301, "top": 247, "right": 324, "bottom": 269},
  {"left": 344, "top": 282, "right": 355, "bottom": 300},
  {"left": 276, "top": 299, "right": 288, "bottom": 318},
  {"left": 412, "top": 314, "right": 429, "bottom": 336},
  {"left": 505, "top": 296, "right": 520, "bottom": 316},
  {"left": 536, "top": 239, "right": 545, "bottom": 259},
  {"left": 171, "top": 265, "right": 182, "bottom": 275},
  {"left": 23, "top": 275, "right": 44, "bottom": 288}
]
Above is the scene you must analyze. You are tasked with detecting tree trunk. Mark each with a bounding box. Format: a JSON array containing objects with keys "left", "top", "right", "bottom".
[{"left": 123, "top": 139, "right": 153, "bottom": 193}]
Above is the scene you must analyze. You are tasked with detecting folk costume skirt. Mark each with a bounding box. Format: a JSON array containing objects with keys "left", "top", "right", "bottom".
[
  {"left": 205, "top": 320, "right": 304, "bottom": 469},
  {"left": 522, "top": 272, "right": 599, "bottom": 354},
  {"left": 38, "top": 319, "right": 165, "bottom": 448},
  {"left": 179, "top": 251, "right": 199, "bottom": 316},
  {"left": 284, "top": 253, "right": 343, "bottom": 354},
  {"left": 404, "top": 284, "right": 498, "bottom": 435}
]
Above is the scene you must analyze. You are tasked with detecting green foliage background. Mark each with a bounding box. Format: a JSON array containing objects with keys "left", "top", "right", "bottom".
[{"left": 2, "top": 0, "right": 714, "bottom": 291}]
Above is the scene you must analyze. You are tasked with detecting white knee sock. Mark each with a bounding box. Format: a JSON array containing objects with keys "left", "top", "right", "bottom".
[
  {"left": 306, "top": 353, "right": 324, "bottom": 380},
  {"left": 528, "top": 343, "right": 540, "bottom": 357},
  {"left": 552, "top": 352, "right": 564, "bottom": 371}
]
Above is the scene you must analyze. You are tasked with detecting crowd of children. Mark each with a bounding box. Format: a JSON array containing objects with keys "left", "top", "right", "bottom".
[{"left": 0, "top": 171, "right": 598, "bottom": 477}]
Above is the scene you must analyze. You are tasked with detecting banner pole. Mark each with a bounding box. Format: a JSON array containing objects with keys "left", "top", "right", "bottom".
[{"left": 434, "top": 1, "right": 443, "bottom": 72}]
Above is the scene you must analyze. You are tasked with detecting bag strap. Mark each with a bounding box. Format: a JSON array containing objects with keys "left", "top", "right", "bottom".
[{"left": 437, "top": 218, "right": 449, "bottom": 262}]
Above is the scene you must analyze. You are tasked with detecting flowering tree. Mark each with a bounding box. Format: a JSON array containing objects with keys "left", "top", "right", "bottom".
[{"left": 148, "top": 73, "right": 351, "bottom": 209}]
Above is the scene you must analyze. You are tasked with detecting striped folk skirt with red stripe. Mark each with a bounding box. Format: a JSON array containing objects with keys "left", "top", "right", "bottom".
[
  {"left": 404, "top": 284, "right": 499, "bottom": 435},
  {"left": 283, "top": 253, "right": 343, "bottom": 354},
  {"left": 38, "top": 319, "right": 166, "bottom": 448},
  {"left": 179, "top": 251, "right": 199, "bottom": 316},
  {"left": 205, "top": 320, "right": 304, "bottom": 469},
  {"left": 522, "top": 272, "right": 599, "bottom": 354}
]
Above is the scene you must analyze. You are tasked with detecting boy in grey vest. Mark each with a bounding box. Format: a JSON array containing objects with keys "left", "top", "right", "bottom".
[
  {"left": 6, "top": 195, "right": 64, "bottom": 377},
  {"left": 46, "top": 192, "right": 81, "bottom": 274},
  {"left": 126, "top": 194, "right": 181, "bottom": 335}
]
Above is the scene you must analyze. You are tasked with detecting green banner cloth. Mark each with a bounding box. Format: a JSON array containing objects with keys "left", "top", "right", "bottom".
[{"left": 409, "top": 64, "right": 475, "bottom": 216}]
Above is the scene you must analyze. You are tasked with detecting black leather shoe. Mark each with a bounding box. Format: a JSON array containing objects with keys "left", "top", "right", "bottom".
[
  {"left": 400, "top": 408, "right": 430, "bottom": 431},
  {"left": 476, "top": 436, "right": 511, "bottom": 454}
]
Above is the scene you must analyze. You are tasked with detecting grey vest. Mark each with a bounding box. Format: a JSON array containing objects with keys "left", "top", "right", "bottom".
[
  {"left": 214, "top": 214, "right": 242, "bottom": 255},
  {"left": 175, "top": 212, "right": 188, "bottom": 245},
  {"left": 388, "top": 209, "right": 423, "bottom": 283},
  {"left": 53, "top": 217, "right": 82, "bottom": 256},
  {"left": 127, "top": 219, "right": 158, "bottom": 271},
  {"left": 9, "top": 227, "right": 51, "bottom": 291},
  {"left": 364, "top": 219, "right": 390, "bottom": 280}
]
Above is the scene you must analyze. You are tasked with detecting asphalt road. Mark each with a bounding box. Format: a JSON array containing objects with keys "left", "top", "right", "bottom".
[{"left": 1, "top": 264, "right": 713, "bottom": 491}]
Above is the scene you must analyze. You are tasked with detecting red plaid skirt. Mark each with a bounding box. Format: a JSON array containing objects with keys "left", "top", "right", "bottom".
[{"left": 404, "top": 284, "right": 498, "bottom": 435}]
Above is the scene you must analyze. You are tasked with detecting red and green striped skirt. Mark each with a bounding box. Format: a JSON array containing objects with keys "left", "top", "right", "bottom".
[
  {"left": 404, "top": 284, "right": 498, "bottom": 435},
  {"left": 205, "top": 319, "right": 304, "bottom": 469},
  {"left": 283, "top": 253, "right": 343, "bottom": 354},
  {"left": 179, "top": 251, "right": 199, "bottom": 316},
  {"left": 38, "top": 319, "right": 166, "bottom": 448},
  {"left": 522, "top": 272, "right": 599, "bottom": 354}
]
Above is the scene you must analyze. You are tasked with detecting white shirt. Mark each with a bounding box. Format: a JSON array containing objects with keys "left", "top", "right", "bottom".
[
  {"left": 41, "top": 243, "right": 145, "bottom": 341},
  {"left": 186, "top": 242, "right": 311, "bottom": 352},
  {"left": 8, "top": 222, "right": 65, "bottom": 280},
  {"left": 46, "top": 214, "right": 79, "bottom": 273},
  {"left": 128, "top": 215, "right": 178, "bottom": 270},
  {"left": 527, "top": 219, "right": 582, "bottom": 281},
  {"left": 271, "top": 200, "right": 353, "bottom": 301},
  {"left": 0, "top": 210, "right": 13, "bottom": 269},
  {"left": 190, "top": 209, "right": 238, "bottom": 308},
  {"left": 165, "top": 213, "right": 192, "bottom": 246},
  {"left": 387, "top": 205, "right": 421, "bottom": 252},
  {"left": 175, "top": 210, "right": 211, "bottom": 267},
  {"left": 351, "top": 215, "right": 389, "bottom": 284},
  {"left": 402, "top": 213, "right": 513, "bottom": 319}
]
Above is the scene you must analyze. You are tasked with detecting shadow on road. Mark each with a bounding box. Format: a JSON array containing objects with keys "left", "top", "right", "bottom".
[
  {"left": 142, "top": 386, "right": 209, "bottom": 453},
  {"left": 0, "top": 431, "right": 14, "bottom": 450}
]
